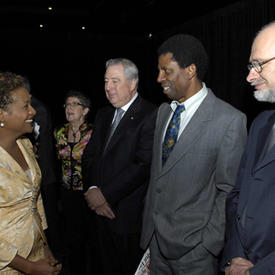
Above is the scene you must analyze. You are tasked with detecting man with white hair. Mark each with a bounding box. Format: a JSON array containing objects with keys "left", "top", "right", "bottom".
[{"left": 222, "top": 21, "right": 275, "bottom": 274}]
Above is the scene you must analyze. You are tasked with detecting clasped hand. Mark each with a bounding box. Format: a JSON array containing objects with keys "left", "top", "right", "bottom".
[
  {"left": 30, "top": 258, "right": 61, "bottom": 275},
  {"left": 84, "top": 188, "right": 115, "bottom": 219},
  {"left": 225, "top": 257, "right": 254, "bottom": 275}
]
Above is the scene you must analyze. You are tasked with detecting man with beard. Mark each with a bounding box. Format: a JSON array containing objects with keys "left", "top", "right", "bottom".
[
  {"left": 221, "top": 21, "right": 275, "bottom": 275},
  {"left": 140, "top": 34, "right": 247, "bottom": 274}
]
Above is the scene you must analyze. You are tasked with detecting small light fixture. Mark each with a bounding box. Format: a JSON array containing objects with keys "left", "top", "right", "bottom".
[
  {"left": 39, "top": 24, "right": 44, "bottom": 28},
  {"left": 48, "top": 6, "right": 53, "bottom": 10},
  {"left": 81, "top": 26, "right": 86, "bottom": 30}
]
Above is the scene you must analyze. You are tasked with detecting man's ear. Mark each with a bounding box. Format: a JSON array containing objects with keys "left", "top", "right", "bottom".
[
  {"left": 130, "top": 79, "right": 137, "bottom": 91},
  {"left": 186, "top": 64, "right": 197, "bottom": 79}
]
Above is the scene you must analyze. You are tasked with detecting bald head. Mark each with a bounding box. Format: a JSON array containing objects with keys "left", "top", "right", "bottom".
[
  {"left": 247, "top": 21, "right": 275, "bottom": 103},
  {"left": 251, "top": 21, "right": 275, "bottom": 60}
]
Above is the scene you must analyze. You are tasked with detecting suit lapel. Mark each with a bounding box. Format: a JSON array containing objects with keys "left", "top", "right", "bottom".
[
  {"left": 0, "top": 139, "right": 37, "bottom": 185},
  {"left": 160, "top": 90, "right": 214, "bottom": 176},
  {"left": 103, "top": 96, "right": 141, "bottom": 153},
  {"left": 17, "top": 139, "right": 40, "bottom": 184},
  {"left": 154, "top": 103, "right": 172, "bottom": 174},
  {"left": 253, "top": 112, "right": 275, "bottom": 172},
  {"left": 101, "top": 108, "right": 115, "bottom": 150}
]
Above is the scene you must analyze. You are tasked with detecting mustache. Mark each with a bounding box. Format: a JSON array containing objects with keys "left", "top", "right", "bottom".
[{"left": 250, "top": 79, "right": 265, "bottom": 86}]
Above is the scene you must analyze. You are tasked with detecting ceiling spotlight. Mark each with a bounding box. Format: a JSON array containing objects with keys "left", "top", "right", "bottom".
[
  {"left": 81, "top": 26, "right": 86, "bottom": 30},
  {"left": 148, "top": 33, "right": 152, "bottom": 38},
  {"left": 48, "top": 6, "right": 53, "bottom": 11},
  {"left": 39, "top": 24, "right": 44, "bottom": 28}
]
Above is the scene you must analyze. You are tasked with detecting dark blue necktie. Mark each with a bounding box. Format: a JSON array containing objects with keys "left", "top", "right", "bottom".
[{"left": 162, "top": 104, "right": 185, "bottom": 165}]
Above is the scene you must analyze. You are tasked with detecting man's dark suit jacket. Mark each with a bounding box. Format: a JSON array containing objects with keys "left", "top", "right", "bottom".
[
  {"left": 222, "top": 110, "right": 275, "bottom": 274},
  {"left": 31, "top": 97, "right": 57, "bottom": 186},
  {"left": 82, "top": 95, "right": 157, "bottom": 234},
  {"left": 30, "top": 97, "right": 63, "bottom": 255}
]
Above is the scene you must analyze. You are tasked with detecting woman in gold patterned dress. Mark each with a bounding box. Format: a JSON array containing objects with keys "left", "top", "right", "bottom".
[{"left": 0, "top": 72, "right": 61, "bottom": 274}]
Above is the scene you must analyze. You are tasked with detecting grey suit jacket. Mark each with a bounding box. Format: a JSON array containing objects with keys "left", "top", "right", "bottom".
[{"left": 141, "top": 89, "right": 247, "bottom": 260}]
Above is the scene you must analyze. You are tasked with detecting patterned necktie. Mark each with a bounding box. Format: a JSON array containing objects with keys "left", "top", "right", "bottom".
[
  {"left": 104, "top": 108, "right": 124, "bottom": 151},
  {"left": 162, "top": 104, "right": 185, "bottom": 165}
]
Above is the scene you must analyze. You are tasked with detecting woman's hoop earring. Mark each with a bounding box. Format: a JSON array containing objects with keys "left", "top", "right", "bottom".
[{"left": 0, "top": 121, "right": 4, "bottom": 128}]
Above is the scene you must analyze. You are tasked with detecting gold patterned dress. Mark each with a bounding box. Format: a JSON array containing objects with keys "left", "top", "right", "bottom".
[{"left": 0, "top": 138, "right": 47, "bottom": 274}]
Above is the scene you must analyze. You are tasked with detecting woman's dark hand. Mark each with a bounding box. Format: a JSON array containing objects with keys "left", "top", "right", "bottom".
[{"left": 29, "top": 258, "right": 62, "bottom": 275}]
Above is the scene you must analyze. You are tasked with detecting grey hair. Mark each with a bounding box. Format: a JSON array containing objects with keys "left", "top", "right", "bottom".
[{"left": 106, "top": 58, "right": 139, "bottom": 89}]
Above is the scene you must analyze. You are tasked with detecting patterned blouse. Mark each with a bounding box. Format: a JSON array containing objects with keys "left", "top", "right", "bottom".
[{"left": 54, "top": 122, "right": 93, "bottom": 190}]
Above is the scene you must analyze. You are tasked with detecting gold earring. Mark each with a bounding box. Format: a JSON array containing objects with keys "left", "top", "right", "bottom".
[{"left": 0, "top": 121, "right": 4, "bottom": 128}]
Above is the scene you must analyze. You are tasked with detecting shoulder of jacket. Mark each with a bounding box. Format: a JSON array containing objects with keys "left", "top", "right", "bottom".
[
  {"left": 253, "top": 109, "right": 275, "bottom": 122},
  {"left": 213, "top": 97, "right": 245, "bottom": 117}
]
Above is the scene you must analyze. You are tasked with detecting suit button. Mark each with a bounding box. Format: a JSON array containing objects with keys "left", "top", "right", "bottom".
[
  {"left": 237, "top": 214, "right": 240, "bottom": 221},
  {"left": 154, "top": 210, "right": 158, "bottom": 216},
  {"left": 156, "top": 188, "right": 161, "bottom": 193}
]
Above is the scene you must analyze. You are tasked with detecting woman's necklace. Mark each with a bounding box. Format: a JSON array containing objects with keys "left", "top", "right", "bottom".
[{"left": 69, "top": 126, "right": 80, "bottom": 143}]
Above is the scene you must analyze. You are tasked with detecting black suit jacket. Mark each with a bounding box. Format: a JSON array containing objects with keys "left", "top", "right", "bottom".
[
  {"left": 221, "top": 110, "right": 275, "bottom": 274},
  {"left": 29, "top": 97, "right": 64, "bottom": 256},
  {"left": 31, "top": 97, "right": 57, "bottom": 186},
  {"left": 82, "top": 95, "right": 157, "bottom": 234}
]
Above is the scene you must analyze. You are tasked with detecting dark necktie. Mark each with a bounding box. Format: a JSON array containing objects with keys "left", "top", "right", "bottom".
[
  {"left": 162, "top": 104, "right": 185, "bottom": 165},
  {"left": 104, "top": 108, "right": 124, "bottom": 151}
]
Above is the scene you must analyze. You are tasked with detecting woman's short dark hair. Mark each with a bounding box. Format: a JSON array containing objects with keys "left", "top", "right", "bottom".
[
  {"left": 0, "top": 72, "right": 25, "bottom": 110},
  {"left": 64, "top": 90, "right": 91, "bottom": 110},
  {"left": 157, "top": 34, "right": 209, "bottom": 81}
]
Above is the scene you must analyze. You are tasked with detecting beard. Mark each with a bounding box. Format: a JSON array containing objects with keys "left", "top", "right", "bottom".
[{"left": 254, "top": 88, "right": 275, "bottom": 103}]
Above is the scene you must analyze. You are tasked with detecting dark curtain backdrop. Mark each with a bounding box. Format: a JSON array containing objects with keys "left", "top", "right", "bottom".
[
  {"left": 0, "top": 1, "right": 273, "bottom": 273},
  {"left": 0, "top": 0, "right": 274, "bottom": 128},
  {"left": 153, "top": 0, "right": 275, "bottom": 127}
]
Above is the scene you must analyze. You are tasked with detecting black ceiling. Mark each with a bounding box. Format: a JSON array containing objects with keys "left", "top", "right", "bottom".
[{"left": 0, "top": 0, "right": 244, "bottom": 35}]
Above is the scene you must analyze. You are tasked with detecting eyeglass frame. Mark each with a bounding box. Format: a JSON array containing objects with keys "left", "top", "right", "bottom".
[
  {"left": 247, "top": 56, "right": 275, "bottom": 73},
  {"left": 63, "top": 102, "right": 86, "bottom": 108}
]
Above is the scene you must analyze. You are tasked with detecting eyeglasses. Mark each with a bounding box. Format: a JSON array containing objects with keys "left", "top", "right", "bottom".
[
  {"left": 247, "top": 56, "right": 275, "bottom": 73},
  {"left": 63, "top": 102, "right": 85, "bottom": 108}
]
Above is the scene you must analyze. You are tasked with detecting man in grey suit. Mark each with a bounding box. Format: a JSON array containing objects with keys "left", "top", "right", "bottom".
[{"left": 140, "top": 34, "right": 247, "bottom": 274}]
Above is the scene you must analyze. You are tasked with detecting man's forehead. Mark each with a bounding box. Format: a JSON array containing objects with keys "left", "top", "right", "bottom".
[
  {"left": 251, "top": 27, "right": 275, "bottom": 59},
  {"left": 105, "top": 65, "right": 124, "bottom": 77}
]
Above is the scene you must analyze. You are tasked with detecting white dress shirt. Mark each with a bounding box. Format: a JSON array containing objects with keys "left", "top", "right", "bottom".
[
  {"left": 112, "top": 92, "right": 138, "bottom": 123},
  {"left": 163, "top": 83, "right": 208, "bottom": 142}
]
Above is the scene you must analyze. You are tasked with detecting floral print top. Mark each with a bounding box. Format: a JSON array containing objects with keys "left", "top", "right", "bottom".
[{"left": 54, "top": 122, "right": 93, "bottom": 190}]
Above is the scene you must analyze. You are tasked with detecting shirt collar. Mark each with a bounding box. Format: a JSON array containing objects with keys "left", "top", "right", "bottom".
[
  {"left": 120, "top": 92, "right": 138, "bottom": 112},
  {"left": 170, "top": 82, "right": 208, "bottom": 111}
]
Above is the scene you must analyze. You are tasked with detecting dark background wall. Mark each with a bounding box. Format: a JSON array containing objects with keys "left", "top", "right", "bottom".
[{"left": 0, "top": 0, "right": 274, "bottom": 129}]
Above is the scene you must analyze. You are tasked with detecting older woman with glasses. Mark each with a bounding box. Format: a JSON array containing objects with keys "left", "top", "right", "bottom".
[
  {"left": 0, "top": 72, "right": 61, "bottom": 274},
  {"left": 54, "top": 90, "right": 93, "bottom": 275}
]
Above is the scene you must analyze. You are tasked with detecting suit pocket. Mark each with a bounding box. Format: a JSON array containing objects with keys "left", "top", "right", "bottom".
[{"left": 167, "top": 209, "right": 209, "bottom": 247}]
